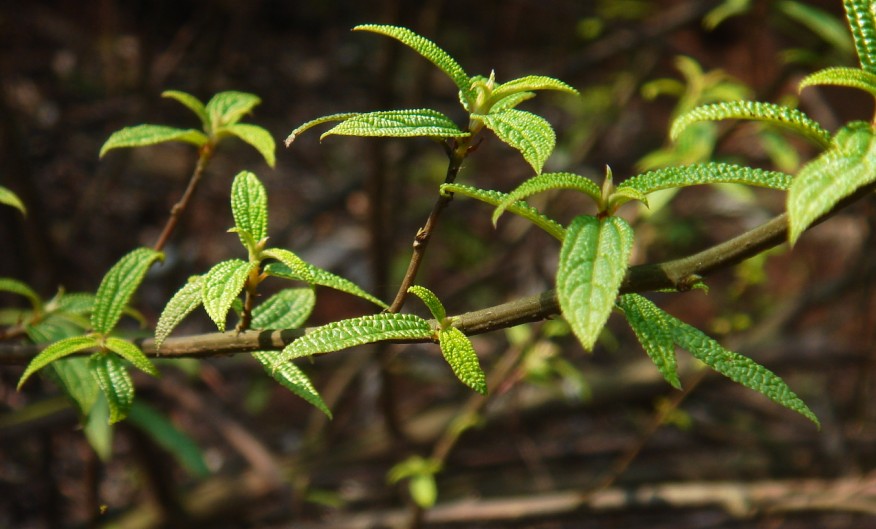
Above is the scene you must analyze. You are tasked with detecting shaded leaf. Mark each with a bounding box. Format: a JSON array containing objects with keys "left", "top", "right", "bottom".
[
  {"left": 83, "top": 395, "right": 113, "bottom": 460},
  {"left": 91, "top": 248, "right": 163, "bottom": 334},
  {"left": 321, "top": 109, "right": 467, "bottom": 140},
  {"left": 18, "top": 335, "right": 100, "bottom": 389},
  {"left": 778, "top": 1, "right": 854, "bottom": 56},
  {"left": 104, "top": 337, "right": 158, "bottom": 376},
  {"left": 438, "top": 327, "right": 487, "bottom": 394},
  {"left": 617, "top": 294, "right": 681, "bottom": 389},
  {"left": 0, "top": 277, "right": 42, "bottom": 312},
  {"left": 492, "top": 172, "right": 601, "bottom": 225},
  {"left": 231, "top": 170, "right": 269, "bottom": 246},
  {"left": 89, "top": 353, "right": 134, "bottom": 424},
  {"left": 251, "top": 288, "right": 315, "bottom": 330},
  {"left": 221, "top": 124, "right": 276, "bottom": 167},
  {"left": 47, "top": 357, "right": 100, "bottom": 415},
  {"left": 127, "top": 401, "right": 210, "bottom": 477},
  {"left": 99, "top": 125, "right": 208, "bottom": 157},
  {"left": 619, "top": 162, "right": 793, "bottom": 194},
  {"left": 162, "top": 90, "right": 208, "bottom": 130},
  {"left": 205, "top": 91, "right": 261, "bottom": 129},
  {"left": 476, "top": 109, "right": 555, "bottom": 174},
  {"left": 0, "top": 186, "right": 25, "bottom": 214},
  {"left": 202, "top": 259, "right": 254, "bottom": 331},
  {"left": 155, "top": 276, "right": 203, "bottom": 348},
  {"left": 252, "top": 351, "right": 331, "bottom": 417}
]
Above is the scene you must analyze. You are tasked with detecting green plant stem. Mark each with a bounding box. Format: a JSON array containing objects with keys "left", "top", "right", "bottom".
[
  {"left": 152, "top": 143, "right": 215, "bottom": 252},
  {"left": 388, "top": 139, "right": 470, "bottom": 313}
]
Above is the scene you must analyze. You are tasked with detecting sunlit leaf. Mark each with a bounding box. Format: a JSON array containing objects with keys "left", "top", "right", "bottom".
[
  {"left": 162, "top": 90, "right": 209, "bottom": 130},
  {"left": 104, "top": 337, "right": 158, "bottom": 376},
  {"left": 490, "top": 91, "right": 536, "bottom": 112},
  {"left": 220, "top": 124, "right": 276, "bottom": 167},
  {"left": 619, "top": 162, "right": 793, "bottom": 195},
  {"left": 321, "top": 109, "right": 467, "bottom": 140},
  {"left": 91, "top": 248, "right": 163, "bottom": 334},
  {"left": 99, "top": 125, "right": 209, "bottom": 157},
  {"left": 438, "top": 327, "right": 487, "bottom": 394},
  {"left": 617, "top": 294, "right": 681, "bottom": 389},
  {"left": 843, "top": 0, "right": 876, "bottom": 73},
  {"left": 0, "top": 186, "right": 25, "bottom": 214},
  {"left": 492, "top": 172, "right": 601, "bottom": 225},
  {"left": 252, "top": 351, "right": 331, "bottom": 417},
  {"left": 799, "top": 66, "right": 876, "bottom": 100},
  {"left": 202, "top": 259, "right": 254, "bottom": 331},
  {"left": 491, "top": 75, "right": 579, "bottom": 102},
  {"left": 18, "top": 336, "right": 100, "bottom": 389},
  {"left": 0, "top": 277, "right": 42, "bottom": 312},
  {"left": 205, "top": 91, "right": 261, "bottom": 129},
  {"left": 89, "top": 353, "right": 134, "bottom": 424},
  {"left": 231, "top": 170, "right": 269, "bottom": 247},
  {"left": 475, "top": 109, "right": 556, "bottom": 174},
  {"left": 285, "top": 112, "right": 360, "bottom": 145},
  {"left": 250, "top": 288, "right": 315, "bottom": 330},
  {"left": 407, "top": 285, "right": 446, "bottom": 321},
  {"left": 155, "top": 276, "right": 203, "bottom": 348}
]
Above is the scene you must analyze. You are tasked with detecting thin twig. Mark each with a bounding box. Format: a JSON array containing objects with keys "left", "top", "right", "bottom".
[{"left": 152, "top": 143, "right": 215, "bottom": 252}]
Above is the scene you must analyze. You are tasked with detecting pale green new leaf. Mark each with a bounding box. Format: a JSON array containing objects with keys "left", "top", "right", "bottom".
[
  {"left": 0, "top": 277, "right": 42, "bottom": 312},
  {"left": 353, "top": 24, "right": 469, "bottom": 93},
  {"left": 92, "top": 248, "right": 163, "bottom": 334},
  {"left": 104, "top": 337, "right": 158, "bottom": 376},
  {"left": 0, "top": 186, "right": 25, "bottom": 214},
  {"left": 308, "top": 265, "right": 389, "bottom": 308},
  {"left": 99, "top": 125, "right": 209, "bottom": 157},
  {"left": 220, "top": 124, "right": 276, "bottom": 167},
  {"left": 321, "top": 109, "right": 467, "bottom": 140},
  {"left": 493, "top": 172, "right": 601, "bottom": 225},
  {"left": 788, "top": 121, "right": 876, "bottom": 244},
  {"left": 252, "top": 351, "right": 331, "bottom": 417},
  {"left": 799, "top": 67, "right": 876, "bottom": 100},
  {"left": 844, "top": 0, "right": 876, "bottom": 73},
  {"left": 202, "top": 259, "right": 254, "bottom": 331},
  {"left": 441, "top": 183, "right": 565, "bottom": 241},
  {"left": 608, "top": 186, "right": 649, "bottom": 210},
  {"left": 476, "top": 109, "right": 556, "bottom": 174},
  {"left": 619, "top": 162, "right": 793, "bottom": 195},
  {"left": 231, "top": 170, "right": 269, "bottom": 247},
  {"left": 155, "top": 276, "right": 203, "bottom": 348},
  {"left": 407, "top": 285, "right": 446, "bottom": 322},
  {"left": 285, "top": 113, "right": 360, "bottom": 145},
  {"left": 490, "top": 91, "right": 536, "bottom": 112},
  {"left": 617, "top": 294, "right": 681, "bottom": 389},
  {"left": 161, "top": 90, "right": 209, "bottom": 130},
  {"left": 670, "top": 101, "right": 831, "bottom": 149},
  {"left": 557, "top": 216, "right": 634, "bottom": 351},
  {"left": 18, "top": 335, "right": 100, "bottom": 389},
  {"left": 89, "top": 353, "right": 134, "bottom": 424},
  {"left": 205, "top": 91, "right": 261, "bottom": 129},
  {"left": 438, "top": 327, "right": 487, "bottom": 395},
  {"left": 278, "top": 313, "right": 433, "bottom": 363},
  {"left": 54, "top": 292, "right": 96, "bottom": 315},
  {"left": 672, "top": 318, "right": 818, "bottom": 426},
  {"left": 250, "top": 288, "right": 315, "bottom": 330},
  {"left": 491, "top": 75, "right": 579, "bottom": 102},
  {"left": 127, "top": 401, "right": 209, "bottom": 477}
]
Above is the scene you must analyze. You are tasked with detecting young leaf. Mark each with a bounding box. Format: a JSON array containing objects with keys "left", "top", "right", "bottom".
[
  {"left": 91, "top": 248, "right": 163, "bottom": 334},
  {"left": 407, "top": 285, "right": 446, "bottom": 322},
  {"left": 616, "top": 294, "right": 681, "bottom": 389},
  {"left": 155, "top": 276, "right": 204, "bottom": 348},
  {"left": 285, "top": 112, "right": 360, "bottom": 145},
  {"left": 0, "top": 277, "right": 42, "bottom": 312},
  {"left": 202, "top": 259, "right": 254, "bottom": 331},
  {"left": 252, "top": 351, "right": 331, "bottom": 417},
  {"left": 231, "top": 170, "right": 269, "bottom": 246},
  {"left": 321, "top": 109, "right": 468, "bottom": 140},
  {"left": 441, "top": 183, "right": 565, "bottom": 241},
  {"left": 0, "top": 186, "right": 26, "bottom": 214},
  {"left": 99, "top": 125, "right": 209, "bottom": 157},
  {"left": 17, "top": 335, "right": 101, "bottom": 389},
  {"left": 475, "top": 109, "right": 556, "bottom": 174},
  {"left": 492, "top": 172, "right": 602, "bottom": 226},
  {"left": 278, "top": 313, "right": 433, "bottom": 363},
  {"left": 799, "top": 66, "right": 876, "bottom": 100},
  {"left": 353, "top": 24, "right": 470, "bottom": 93},
  {"left": 843, "top": 0, "right": 876, "bottom": 74},
  {"left": 670, "top": 101, "right": 831, "bottom": 149},
  {"left": 618, "top": 162, "right": 793, "bottom": 195},
  {"left": 438, "top": 327, "right": 487, "bottom": 395},
  {"left": 490, "top": 91, "right": 536, "bottom": 112},
  {"left": 219, "top": 124, "right": 276, "bottom": 167},
  {"left": 557, "top": 215, "right": 634, "bottom": 351},
  {"left": 89, "top": 353, "right": 135, "bottom": 424},
  {"left": 127, "top": 401, "right": 210, "bottom": 477},
  {"left": 205, "top": 91, "right": 261, "bottom": 129},
  {"left": 161, "top": 90, "right": 209, "bottom": 130},
  {"left": 250, "top": 288, "right": 315, "bottom": 330},
  {"left": 104, "top": 337, "right": 158, "bottom": 376},
  {"left": 671, "top": 318, "right": 819, "bottom": 426},
  {"left": 788, "top": 121, "right": 876, "bottom": 244},
  {"left": 490, "top": 75, "right": 579, "bottom": 102}
]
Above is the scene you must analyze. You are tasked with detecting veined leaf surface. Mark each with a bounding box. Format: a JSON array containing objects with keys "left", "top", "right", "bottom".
[
  {"left": 617, "top": 294, "right": 681, "bottom": 389},
  {"left": 492, "top": 172, "right": 602, "bottom": 225},
  {"left": 104, "top": 337, "right": 158, "bottom": 376},
  {"left": 557, "top": 215, "right": 634, "bottom": 351},
  {"left": 321, "top": 109, "right": 467, "bottom": 140},
  {"left": 491, "top": 75, "right": 578, "bottom": 101},
  {"left": 490, "top": 92, "right": 536, "bottom": 112},
  {"left": 253, "top": 351, "right": 331, "bottom": 417},
  {"left": 221, "top": 124, "right": 276, "bottom": 167},
  {"left": 251, "top": 288, "right": 315, "bottom": 330},
  {"left": 205, "top": 91, "right": 261, "bottom": 129},
  {"left": 0, "top": 186, "right": 26, "bottom": 214},
  {"left": 476, "top": 109, "right": 555, "bottom": 174},
  {"left": 286, "top": 113, "right": 360, "bottom": 145},
  {"left": 18, "top": 335, "right": 101, "bottom": 389},
  {"left": 231, "top": 171, "right": 269, "bottom": 246},
  {"left": 161, "top": 90, "right": 208, "bottom": 130},
  {"left": 619, "top": 162, "right": 793, "bottom": 195},
  {"left": 202, "top": 259, "right": 254, "bottom": 331},
  {"left": 844, "top": 0, "right": 876, "bottom": 74},
  {"left": 408, "top": 285, "right": 446, "bottom": 322},
  {"left": 438, "top": 327, "right": 487, "bottom": 394},
  {"left": 799, "top": 66, "right": 876, "bottom": 100},
  {"left": 155, "top": 276, "right": 203, "bottom": 348},
  {"left": 89, "top": 353, "right": 135, "bottom": 424},
  {"left": 99, "top": 125, "right": 209, "bottom": 157},
  {"left": 91, "top": 248, "right": 163, "bottom": 334}
]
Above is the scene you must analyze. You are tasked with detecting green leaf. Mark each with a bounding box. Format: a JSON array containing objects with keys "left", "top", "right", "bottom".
[
  {"left": 492, "top": 172, "right": 601, "bottom": 226},
  {"left": 490, "top": 91, "right": 536, "bottom": 112},
  {"left": 407, "top": 285, "right": 446, "bottom": 321},
  {"left": 491, "top": 75, "right": 579, "bottom": 102},
  {"left": 17, "top": 335, "right": 100, "bottom": 389},
  {"left": 285, "top": 112, "right": 360, "bottom": 145},
  {"left": 799, "top": 67, "right": 876, "bottom": 100},
  {"left": 231, "top": 170, "right": 269, "bottom": 247},
  {"left": 155, "top": 276, "right": 203, "bottom": 348},
  {"left": 777, "top": 1, "right": 854, "bottom": 56},
  {"left": 557, "top": 215, "right": 634, "bottom": 351},
  {"left": 83, "top": 395, "right": 113, "bottom": 460},
  {"left": 608, "top": 186, "right": 649, "bottom": 210},
  {"left": 0, "top": 277, "right": 42, "bottom": 312},
  {"left": 441, "top": 183, "right": 565, "bottom": 241},
  {"left": 220, "top": 124, "right": 276, "bottom": 167},
  {"left": 410, "top": 474, "right": 438, "bottom": 509},
  {"left": 670, "top": 101, "right": 831, "bottom": 149},
  {"left": 252, "top": 351, "right": 331, "bottom": 417},
  {"left": 438, "top": 327, "right": 487, "bottom": 395},
  {"left": 201, "top": 259, "right": 254, "bottom": 331},
  {"left": 321, "top": 109, "right": 468, "bottom": 140},
  {"left": 99, "top": 125, "right": 209, "bottom": 157},
  {"left": 47, "top": 357, "right": 100, "bottom": 415},
  {"left": 843, "top": 0, "right": 876, "bottom": 73},
  {"left": 0, "top": 186, "right": 25, "bottom": 214},
  {"left": 617, "top": 294, "right": 681, "bottom": 389},
  {"left": 53, "top": 292, "right": 96, "bottom": 315},
  {"left": 127, "top": 401, "right": 210, "bottom": 477},
  {"left": 89, "top": 353, "right": 135, "bottom": 424},
  {"left": 161, "top": 90, "right": 209, "bottom": 130},
  {"left": 703, "top": 0, "right": 752, "bottom": 30},
  {"left": 91, "top": 248, "right": 163, "bottom": 334},
  {"left": 672, "top": 318, "right": 818, "bottom": 426},
  {"left": 788, "top": 121, "right": 876, "bottom": 244},
  {"left": 619, "top": 162, "right": 793, "bottom": 195},
  {"left": 278, "top": 313, "right": 433, "bottom": 363},
  {"left": 205, "top": 91, "right": 261, "bottom": 129},
  {"left": 250, "top": 288, "right": 315, "bottom": 330},
  {"left": 475, "top": 109, "right": 556, "bottom": 174},
  {"left": 104, "top": 337, "right": 158, "bottom": 376},
  {"left": 353, "top": 24, "right": 469, "bottom": 93}
]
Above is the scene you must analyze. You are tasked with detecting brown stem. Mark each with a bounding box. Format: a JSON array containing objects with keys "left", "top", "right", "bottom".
[{"left": 152, "top": 143, "right": 215, "bottom": 252}]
